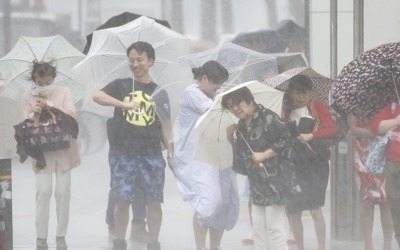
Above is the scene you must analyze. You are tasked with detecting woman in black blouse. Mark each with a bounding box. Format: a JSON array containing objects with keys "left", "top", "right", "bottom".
[{"left": 222, "top": 86, "right": 296, "bottom": 250}]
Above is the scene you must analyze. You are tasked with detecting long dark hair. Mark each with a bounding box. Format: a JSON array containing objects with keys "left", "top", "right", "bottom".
[{"left": 284, "top": 74, "right": 313, "bottom": 109}]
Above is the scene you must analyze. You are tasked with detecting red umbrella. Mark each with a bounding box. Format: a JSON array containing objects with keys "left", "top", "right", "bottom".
[{"left": 332, "top": 42, "right": 400, "bottom": 118}]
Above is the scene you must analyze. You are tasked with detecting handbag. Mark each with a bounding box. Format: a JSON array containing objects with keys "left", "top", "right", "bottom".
[
  {"left": 21, "top": 107, "right": 71, "bottom": 151},
  {"left": 364, "top": 133, "right": 389, "bottom": 175},
  {"left": 364, "top": 102, "right": 397, "bottom": 175}
]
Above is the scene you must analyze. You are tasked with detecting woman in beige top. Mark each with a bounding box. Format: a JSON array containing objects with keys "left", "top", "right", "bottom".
[{"left": 21, "top": 61, "right": 80, "bottom": 250}]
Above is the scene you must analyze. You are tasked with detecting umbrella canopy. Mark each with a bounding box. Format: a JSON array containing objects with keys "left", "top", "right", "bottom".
[
  {"left": 194, "top": 81, "right": 284, "bottom": 169},
  {"left": 0, "top": 35, "right": 85, "bottom": 103},
  {"left": 73, "top": 15, "right": 190, "bottom": 119},
  {"left": 265, "top": 67, "right": 333, "bottom": 106},
  {"left": 230, "top": 29, "right": 287, "bottom": 53},
  {"left": 274, "top": 19, "right": 308, "bottom": 53},
  {"left": 332, "top": 42, "right": 400, "bottom": 118},
  {"left": 0, "top": 97, "right": 23, "bottom": 158},
  {"left": 268, "top": 52, "right": 308, "bottom": 73},
  {"left": 83, "top": 12, "right": 171, "bottom": 54},
  {"left": 179, "top": 42, "right": 308, "bottom": 93}
]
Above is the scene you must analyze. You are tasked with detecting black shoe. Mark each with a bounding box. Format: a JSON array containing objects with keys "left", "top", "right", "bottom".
[
  {"left": 113, "top": 239, "right": 127, "bottom": 250},
  {"left": 147, "top": 240, "right": 161, "bottom": 250}
]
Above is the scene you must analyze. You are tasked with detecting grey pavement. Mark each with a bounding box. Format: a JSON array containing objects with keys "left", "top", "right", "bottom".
[{"left": 11, "top": 146, "right": 396, "bottom": 250}]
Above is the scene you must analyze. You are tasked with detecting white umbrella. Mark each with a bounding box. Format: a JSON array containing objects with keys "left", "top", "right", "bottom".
[
  {"left": 73, "top": 15, "right": 191, "bottom": 119},
  {"left": 194, "top": 80, "right": 284, "bottom": 169},
  {"left": 0, "top": 35, "right": 85, "bottom": 103},
  {"left": 179, "top": 42, "right": 308, "bottom": 93},
  {"left": 0, "top": 97, "right": 23, "bottom": 158}
]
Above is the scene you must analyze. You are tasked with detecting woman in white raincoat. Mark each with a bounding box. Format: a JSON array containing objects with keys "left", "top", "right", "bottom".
[{"left": 173, "top": 60, "right": 239, "bottom": 250}]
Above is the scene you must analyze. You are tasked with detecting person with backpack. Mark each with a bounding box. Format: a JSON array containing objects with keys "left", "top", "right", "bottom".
[{"left": 283, "top": 74, "right": 336, "bottom": 250}]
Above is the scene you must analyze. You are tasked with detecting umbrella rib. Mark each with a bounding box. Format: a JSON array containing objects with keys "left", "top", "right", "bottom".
[
  {"left": 152, "top": 81, "right": 182, "bottom": 96},
  {"left": 0, "top": 58, "right": 31, "bottom": 64},
  {"left": 21, "top": 37, "right": 38, "bottom": 61},
  {"left": 115, "top": 36, "right": 127, "bottom": 51},
  {"left": 216, "top": 110, "right": 227, "bottom": 167},
  {"left": 4, "top": 69, "right": 31, "bottom": 85},
  {"left": 56, "top": 69, "right": 80, "bottom": 82},
  {"left": 41, "top": 37, "right": 58, "bottom": 62}
]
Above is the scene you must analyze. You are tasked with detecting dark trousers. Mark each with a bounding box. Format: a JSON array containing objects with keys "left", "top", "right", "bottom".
[{"left": 106, "top": 189, "right": 147, "bottom": 229}]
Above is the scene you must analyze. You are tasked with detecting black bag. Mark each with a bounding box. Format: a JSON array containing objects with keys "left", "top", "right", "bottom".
[{"left": 21, "top": 107, "right": 71, "bottom": 151}]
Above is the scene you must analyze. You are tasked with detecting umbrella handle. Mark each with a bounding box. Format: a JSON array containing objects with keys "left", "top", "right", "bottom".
[{"left": 259, "top": 162, "right": 269, "bottom": 177}]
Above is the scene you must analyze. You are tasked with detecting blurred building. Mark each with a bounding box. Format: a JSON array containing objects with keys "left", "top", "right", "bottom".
[{"left": 0, "top": 0, "right": 85, "bottom": 56}]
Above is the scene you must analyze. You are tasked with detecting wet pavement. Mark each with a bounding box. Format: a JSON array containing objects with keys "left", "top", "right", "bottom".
[{"left": 11, "top": 146, "right": 396, "bottom": 250}]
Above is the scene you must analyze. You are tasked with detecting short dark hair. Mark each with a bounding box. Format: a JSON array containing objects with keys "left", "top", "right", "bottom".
[
  {"left": 287, "top": 74, "right": 313, "bottom": 94},
  {"left": 30, "top": 60, "right": 57, "bottom": 81},
  {"left": 221, "top": 86, "right": 255, "bottom": 110},
  {"left": 126, "top": 41, "right": 155, "bottom": 62},
  {"left": 192, "top": 60, "right": 229, "bottom": 85}
]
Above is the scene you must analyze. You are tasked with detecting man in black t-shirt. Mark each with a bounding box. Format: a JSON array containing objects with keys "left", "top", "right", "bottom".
[{"left": 93, "top": 41, "right": 173, "bottom": 250}]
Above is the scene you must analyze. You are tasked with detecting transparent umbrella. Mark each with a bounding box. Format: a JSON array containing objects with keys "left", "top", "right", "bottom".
[
  {"left": 194, "top": 81, "right": 284, "bottom": 169},
  {"left": 179, "top": 42, "right": 308, "bottom": 93},
  {"left": 73, "top": 15, "right": 190, "bottom": 120},
  {"left": 0, "top": 35, "right": 85, "bottom": 103}
]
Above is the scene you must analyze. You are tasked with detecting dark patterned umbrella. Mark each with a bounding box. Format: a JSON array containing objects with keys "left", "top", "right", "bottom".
[
  {"left": 264, "top": 67, "right": 333, "bottom": 106},
  {"left": 83, "top": 12, "right": 170, "bottom": 54},
  {"left": 332, "top": 42, "right": 400, "bottom": 118}
]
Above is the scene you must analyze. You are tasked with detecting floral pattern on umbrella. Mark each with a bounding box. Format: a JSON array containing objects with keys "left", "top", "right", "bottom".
[
  {"left": 264, "top": 67, "right": 333, "bottom": 106},
  {"left": 332, "top": 42, "right": 400, "bottom": 118}
]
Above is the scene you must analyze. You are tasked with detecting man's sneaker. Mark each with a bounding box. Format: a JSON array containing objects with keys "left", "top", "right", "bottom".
[
  {"left": 36, "top": 238, "right": 48, "bottom": 250},
  {"left": 56, "top": 237, "right": 68, "bottom": 250},
  {"left": 147, "top": 240, "right": 161, "bottom": 250}
]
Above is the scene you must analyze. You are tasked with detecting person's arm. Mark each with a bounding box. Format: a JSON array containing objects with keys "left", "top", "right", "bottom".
[
  {"left": 226, "top": 124, "right": 238, "bottom": 145},
  {"left": 346, "top": 113, "right": 374, "bottom": 138},
  {"left": 251, "top": 149, "right": 277, "bottom": 164},
  {"left": 161, "top": 120, "right": 174, "bottom": 170},
  {"left": 370, "top": 103, "right": 400, "bottom": 135},
  {"left": 22, "top": 93, "right": 36, "bottom": 119},
  {"left": 93, "top": 90, "right": 138, "bottom": 111},
  {"left": 376, "top": 115, "right": 400, "bottom": 134},
  {"left": 310, "top": 99, "right": 337, "bottom": 138},
  {"left": 231, "top": 129, "right": 247, "bottom": 175}
]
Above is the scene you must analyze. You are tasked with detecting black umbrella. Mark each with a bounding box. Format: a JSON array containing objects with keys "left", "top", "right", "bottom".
[
  {"left": 231, "top": 29, "right": 287, "bottom": 54},
  {"left": 82, "top": 12, "right": 170, "bottom": 54},
  {"left": 274, "top": 19, "right": 308, "bottom": 53}
]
